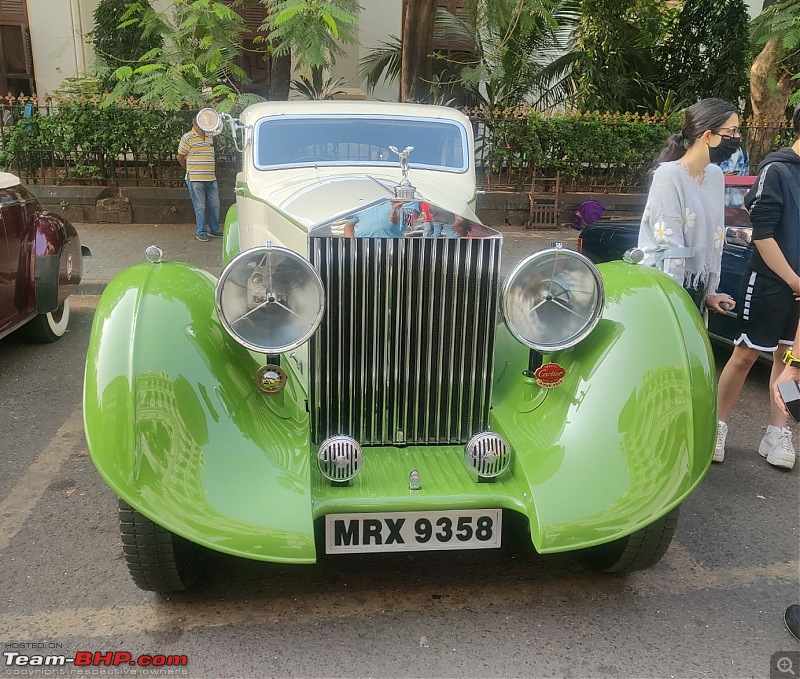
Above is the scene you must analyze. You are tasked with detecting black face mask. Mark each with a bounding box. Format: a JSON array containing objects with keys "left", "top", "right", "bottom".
[{"left": 709, "top": 135, "right": 741, "bottom": 164}]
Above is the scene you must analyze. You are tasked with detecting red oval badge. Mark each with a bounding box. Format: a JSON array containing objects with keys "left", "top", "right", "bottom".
[{"left": 534, "top": 362, "right": 566, "bottom": 388}]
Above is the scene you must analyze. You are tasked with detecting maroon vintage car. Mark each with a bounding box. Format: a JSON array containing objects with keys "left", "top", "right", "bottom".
[{"left": 0, "top": 172, "right": 89, "bottom": 342}]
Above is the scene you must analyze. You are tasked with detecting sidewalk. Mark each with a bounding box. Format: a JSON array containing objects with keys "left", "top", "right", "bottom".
[{"left": 75, "top": 222, "right": 579, "bottom": 295}]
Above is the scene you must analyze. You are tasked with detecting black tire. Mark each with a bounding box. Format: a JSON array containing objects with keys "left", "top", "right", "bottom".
[
  {"left": 583, "top": 506, "right": 680, "bottom": 574},
  {"left": 118, "top": 499, "right": 204, "bottom": 592},
  {"left": 24, "top": 299, "right": 70, "bottom": 343}
]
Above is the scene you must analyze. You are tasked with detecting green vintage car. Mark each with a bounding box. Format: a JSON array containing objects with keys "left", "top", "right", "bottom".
[{"left": 84, "top": 102, "right": 716, "bottom": 592}]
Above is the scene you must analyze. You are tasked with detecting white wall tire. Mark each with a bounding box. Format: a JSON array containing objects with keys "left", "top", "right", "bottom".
[{"left": 24, "top": 298, "right": 70, "bottom": 343}]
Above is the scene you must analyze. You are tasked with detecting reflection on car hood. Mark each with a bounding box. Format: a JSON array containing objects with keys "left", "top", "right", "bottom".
[
  {"left": 246, "top": 171, "right": 484, "bottom": 234},
  {"left": 308, "top": 195, "right": 500, "bottom": 239}
]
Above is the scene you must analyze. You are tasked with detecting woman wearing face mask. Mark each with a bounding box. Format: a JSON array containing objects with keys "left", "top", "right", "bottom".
[{"left": 638, "top": 98, "right": 739, "bottom": 313}]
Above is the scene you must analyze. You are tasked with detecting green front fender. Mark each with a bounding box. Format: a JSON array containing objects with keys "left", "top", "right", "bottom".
[
  {"left": 83, "top": 261, "right": 317, "bottom": 563},
  {"left": 491, "top": 260, "right": 716, "bottom": 552},
  {"left": 222, "top": 205, "right": 240, "bottom": 265}
]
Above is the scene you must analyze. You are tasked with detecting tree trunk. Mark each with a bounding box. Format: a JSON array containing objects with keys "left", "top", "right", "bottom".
[
  {"left": 269, "top": 52, "right": 292, "bottom": 101},
  {"left": 400, "top": 0, "right": 437, "bottom": 102},
  {"left": 748, "top": 38, "right": 795, "bottom": 167}
]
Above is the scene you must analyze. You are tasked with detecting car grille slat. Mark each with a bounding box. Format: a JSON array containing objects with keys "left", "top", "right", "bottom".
[{"left": 310, "top": 236, "right": 500, "bottom": 446}]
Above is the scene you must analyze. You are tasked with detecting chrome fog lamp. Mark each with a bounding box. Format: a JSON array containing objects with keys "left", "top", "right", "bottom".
[
  {"left": 195, "top": 107, "right": 224, "bottom": 136},
  {"left": 465, "top": 432, "right": 511, "bottom": 480},
  {"left": 215, "top": 245, "right": 325, "bottom": 353},
  {"left": 317, "top": 436, "right": 363, "bottom": 485},
  {"left": 502, "top": 247, "right": 604, "bottom": 352}
]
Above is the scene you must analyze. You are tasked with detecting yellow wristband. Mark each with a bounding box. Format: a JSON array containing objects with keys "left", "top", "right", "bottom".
[{"left": 783, "top": 350, "right": 800, "bottom": 368}]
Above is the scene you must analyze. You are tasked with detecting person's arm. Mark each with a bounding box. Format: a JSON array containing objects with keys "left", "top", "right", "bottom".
[
  {"left": 177, "top": 135, "right": 189, "bottom": 170},
  {"left": 774, "top": 322, "right": 800, "bottom": 414},
  {"left": 754, "top": 238, "right": 800, "bottom": 296},
  {"left": 746, "top": 163, "right": 799, "bottom": 295},
  {"left": 344, "top": 220, "right": 357, "bottom": 238}
]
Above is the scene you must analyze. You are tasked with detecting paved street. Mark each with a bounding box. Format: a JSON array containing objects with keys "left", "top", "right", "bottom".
[{"left": 0, "top": 225, "right": 798, "bottom": 678}]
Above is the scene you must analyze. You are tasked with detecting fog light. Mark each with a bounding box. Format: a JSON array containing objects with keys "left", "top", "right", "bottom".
[
  {"left": 465, "top": 433, "right": 511, "bottom": 480},
  {"left": 318, "top": 436, "right": 363, "bottom": 485}
]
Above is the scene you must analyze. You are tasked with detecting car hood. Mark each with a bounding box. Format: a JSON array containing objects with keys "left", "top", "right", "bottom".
[{"left": 242, "top": 169, "right": 479, "bottom": 229}]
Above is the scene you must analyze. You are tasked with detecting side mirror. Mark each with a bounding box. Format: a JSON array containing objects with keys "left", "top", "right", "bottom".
[{"left": 724, "top": 226, "right": 752, "bottom": 247}]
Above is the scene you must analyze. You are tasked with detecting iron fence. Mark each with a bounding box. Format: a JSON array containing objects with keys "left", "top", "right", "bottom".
[{"left": 0, "top": 99, "right": 793, "bottom": 193}]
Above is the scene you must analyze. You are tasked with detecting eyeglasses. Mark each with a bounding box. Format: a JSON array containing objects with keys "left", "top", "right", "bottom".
[{"left": 715, "top": 126, "right": 741, "bottom": 137}]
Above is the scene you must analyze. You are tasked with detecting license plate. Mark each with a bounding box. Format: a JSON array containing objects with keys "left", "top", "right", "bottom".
[{"left": 325, "top": 509, "right": 502, "bottom": 554}]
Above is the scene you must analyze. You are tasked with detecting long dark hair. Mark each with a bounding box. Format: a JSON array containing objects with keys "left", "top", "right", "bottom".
[{"left": 655, "top": 98, "right": 737, "bottom": 166}]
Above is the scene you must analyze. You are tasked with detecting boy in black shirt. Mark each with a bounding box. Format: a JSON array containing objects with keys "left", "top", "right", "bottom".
[{"left": 716, "top": 103, "right": 800, "bottom": 469}]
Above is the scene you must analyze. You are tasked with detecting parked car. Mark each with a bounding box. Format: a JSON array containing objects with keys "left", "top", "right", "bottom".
[
  {"left": 577, "top": 175, "right": 756, "bottom": 345},
  {"left": 85, "top": 102, "right": 719, "bottom": 592},
  {"left": 0, "top": 172, "right": 89, "bottom": 342}
]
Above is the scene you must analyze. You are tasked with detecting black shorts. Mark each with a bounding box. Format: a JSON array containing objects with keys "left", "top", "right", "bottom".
[{"left": 735, "top": 271, "right": 800, "bottom": 351}]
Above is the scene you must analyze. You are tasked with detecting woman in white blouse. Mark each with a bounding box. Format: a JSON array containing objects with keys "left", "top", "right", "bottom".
[{"left": 638, "top": 98, "right": 739, "bottom": 313}]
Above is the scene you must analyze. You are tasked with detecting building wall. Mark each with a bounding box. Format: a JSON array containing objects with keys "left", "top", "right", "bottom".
[
  {"left": 333, "top": 0, "right": 401, "bottom": 102},
  {"left": 27, "top": 0, "right": 96, "bottom": 96}
]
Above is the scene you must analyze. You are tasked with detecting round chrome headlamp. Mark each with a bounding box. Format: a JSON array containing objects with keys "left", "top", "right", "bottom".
[
  {"left": 215, "top": 245, "right": 325, "bottom": 353},
  {"left": 502, "top": 247, "right": 604, "bottom": 352},
  {"left": 195, "top": 107, "right": 224, "bottom": 136}
]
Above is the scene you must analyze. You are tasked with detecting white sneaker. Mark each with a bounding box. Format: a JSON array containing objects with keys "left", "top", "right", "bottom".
[
  {"left": 758, "top": 425, "right": 796, "bottom": 469},
  {"left": 714, "top": 421, "right": 727, "bottom": 462}
]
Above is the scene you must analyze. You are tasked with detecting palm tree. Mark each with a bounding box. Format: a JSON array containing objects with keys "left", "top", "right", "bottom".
[{"left": 359, "top": 0, "right": 578, "bottom": 108}]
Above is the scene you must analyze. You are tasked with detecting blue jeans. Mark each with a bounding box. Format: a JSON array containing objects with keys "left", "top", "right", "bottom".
[{"left": 186, "top": 179, "right": 220, "bottom": 236}]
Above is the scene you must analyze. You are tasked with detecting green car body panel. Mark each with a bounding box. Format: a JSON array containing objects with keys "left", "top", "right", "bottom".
[
  {"left": 83, "top": 257, "right": 716, "bottom": 562},
  {"left": 222, "top": 205, "right": 240, "bottom": 265}
]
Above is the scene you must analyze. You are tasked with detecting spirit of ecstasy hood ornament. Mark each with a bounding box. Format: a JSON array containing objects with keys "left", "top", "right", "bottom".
[{"left": 389, "top": 145, "right": 416, "bottom": 200}]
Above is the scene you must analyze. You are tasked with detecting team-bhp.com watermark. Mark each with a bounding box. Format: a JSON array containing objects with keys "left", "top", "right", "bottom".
[{"left": 3, "top": 644, "right": 188, "bottom": 676}]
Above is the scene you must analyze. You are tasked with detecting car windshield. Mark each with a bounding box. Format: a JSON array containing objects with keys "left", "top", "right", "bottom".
[{"left": 253, "top": 115, "right": 468, "bottom": 172}]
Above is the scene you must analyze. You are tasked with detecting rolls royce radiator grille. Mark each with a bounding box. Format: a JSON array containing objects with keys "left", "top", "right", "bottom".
[{"left": 309, "top": 236, "right": 501, "bottom": 446}]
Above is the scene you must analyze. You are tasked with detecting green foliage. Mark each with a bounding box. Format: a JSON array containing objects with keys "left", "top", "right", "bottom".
[
  {"left": 569, "top": 0, "right": 671, "bottom": 112},
  {"left": 260, "top": 0, "right": 360, "bottom": 73},
  {"left": 358, "top": 0, "right": 577, "bottom": 108},
  {"left": 483, "top": 109, "right": 677, "bottom": 183},
  {"left": 90, "top": 0, "right": 163, "bottom": 89},
  {"left": 290, "top": 74, "right": 347, "bottom": 99},
  {"left": 752, "top": 0, "right": 800, "bottom": 106},
  {"left": 104, "top": 0, "right": 252, "bottom": 110},
  {"left": 0, "top": 99, "right": 193, "bottom": 182},
  {"left": 661, "top": 0, "right": 751, "bottom": 105}
]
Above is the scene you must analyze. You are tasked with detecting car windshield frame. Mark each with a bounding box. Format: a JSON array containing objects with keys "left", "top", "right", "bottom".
[{"left": 252, "top": 114, "right": 470, "bottom": 173}]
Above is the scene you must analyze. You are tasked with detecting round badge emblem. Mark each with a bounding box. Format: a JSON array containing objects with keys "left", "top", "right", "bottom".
[
  {"left": 255, "top": 364, "right": 288, "bottom": 395},
  {"left": 534, "top": 362, "right": 566, "bottom": 388}
]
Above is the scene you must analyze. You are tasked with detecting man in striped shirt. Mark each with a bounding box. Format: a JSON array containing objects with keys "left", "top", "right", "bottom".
[{"left": 178, "top": 114, "right": 222, "bottom": 242}]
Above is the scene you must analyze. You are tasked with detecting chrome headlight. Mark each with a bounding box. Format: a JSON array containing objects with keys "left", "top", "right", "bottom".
[
  {"left": 195, "top": 107, "right": 224, "bottom": 136},
  {"left": 215, "top": 245, "right": 325, "bottom": 353},
  {"left": 502, "top": 247, "right": 604, "bottom": 352}
]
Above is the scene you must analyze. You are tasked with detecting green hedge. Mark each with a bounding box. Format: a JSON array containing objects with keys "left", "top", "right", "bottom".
[
  {"left": 0, "top": 99, "right": 194, "bottom": 181},
  {"left": 481, "top": 109, "right": 680, "bottom": 179}
]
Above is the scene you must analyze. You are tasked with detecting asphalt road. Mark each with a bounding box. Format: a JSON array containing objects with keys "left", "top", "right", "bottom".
[{"left": 1, "top": 253, "right": 798, "bottom": 678}]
